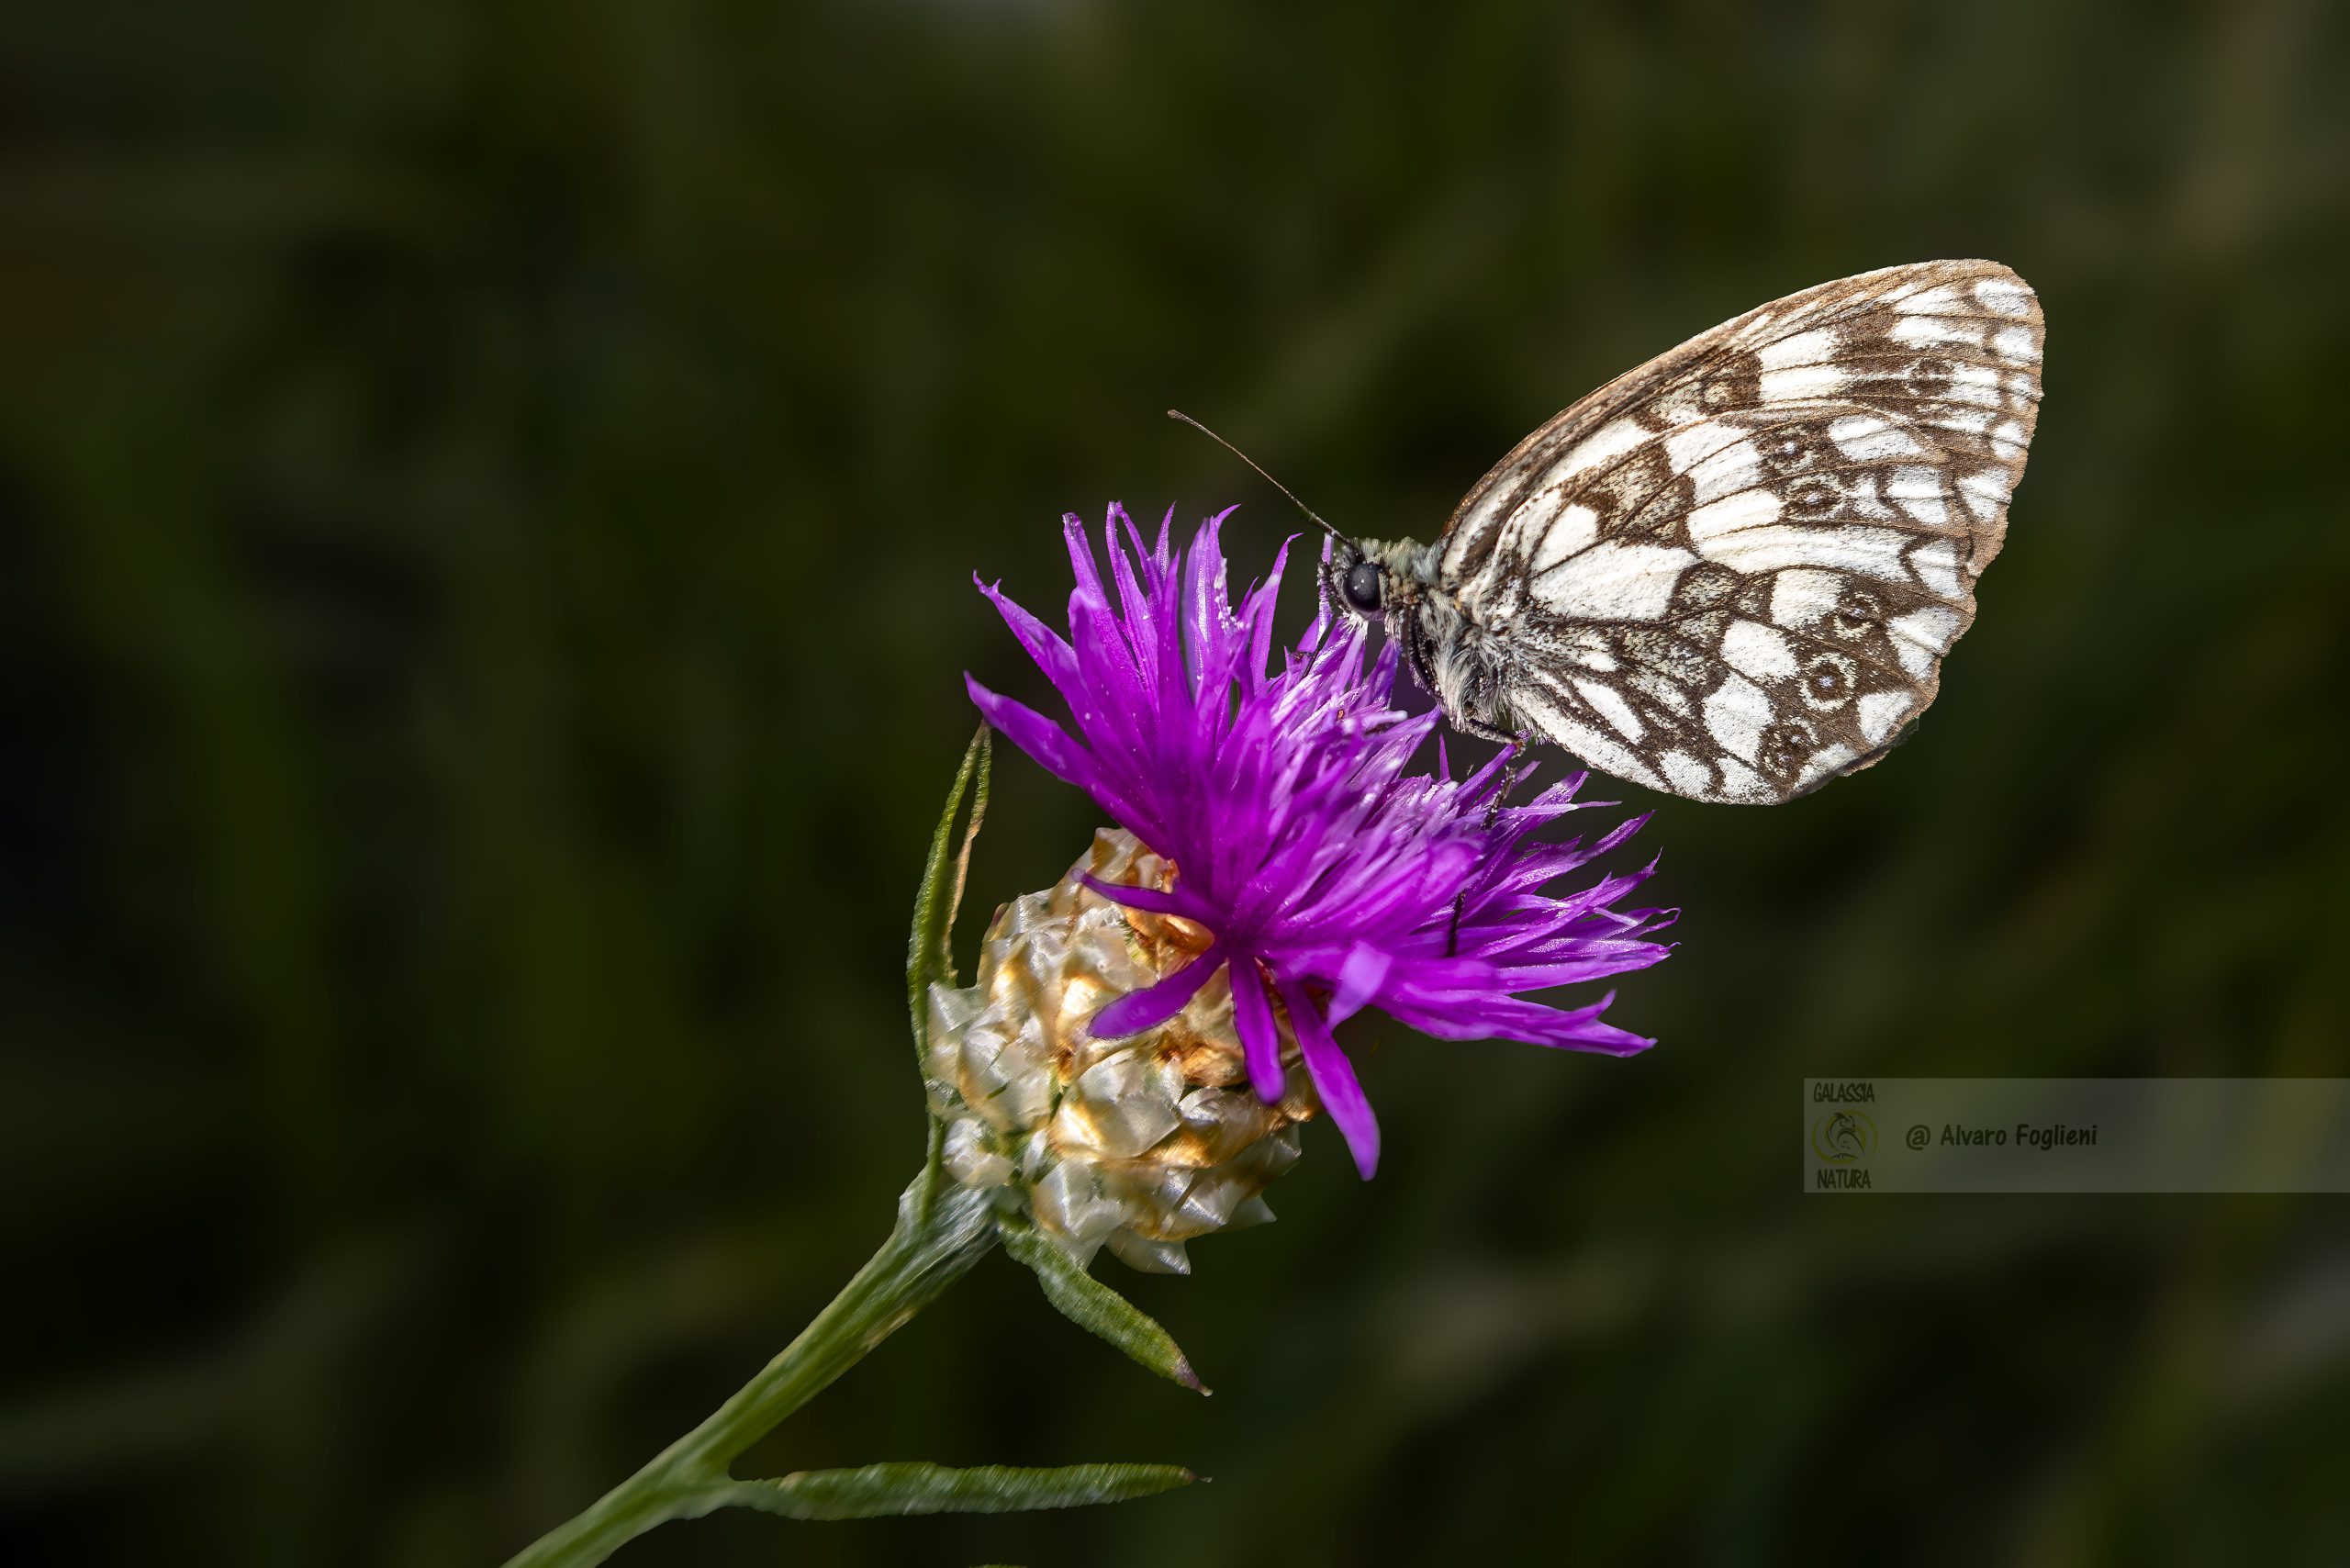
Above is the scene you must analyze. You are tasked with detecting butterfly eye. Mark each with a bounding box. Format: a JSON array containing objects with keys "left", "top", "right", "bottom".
[{"left": 1341, "top": 561, "right": 1384, "bottom": 613}]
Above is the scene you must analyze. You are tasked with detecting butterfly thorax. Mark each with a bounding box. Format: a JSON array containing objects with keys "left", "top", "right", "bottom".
[
  {"left": 1348, "top": 535, "right": 1441, "bottom": 601},
  {"left": 1334, "top": 535, "right": 1516, "bottom": 740}
]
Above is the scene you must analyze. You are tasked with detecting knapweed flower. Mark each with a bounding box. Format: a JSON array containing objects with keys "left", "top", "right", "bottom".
[
  {"left": 517, "top": 511, "right": 1679, "bottom": 1562},
  {"left": 965, "top": 506, "right": 1673, "bottom": 1183}
]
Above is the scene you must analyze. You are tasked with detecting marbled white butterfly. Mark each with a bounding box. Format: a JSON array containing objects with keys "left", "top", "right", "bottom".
[{"left": 1310, "top": 260, "right": 2043, "bottom": 804}]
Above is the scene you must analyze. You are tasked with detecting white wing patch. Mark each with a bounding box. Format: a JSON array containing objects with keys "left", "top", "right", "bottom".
[
  {"left": 1721, "top": 619, "right": 1799, "bottom": 682},
  {"left": 1686, "top": 488, "right": 1781, "bottom": 543},
  {"left": 1528, "top": 503, "right": 1601, "bottom": 572},
  {"left": 1532, "top": 540, "right": 1694, "bottom": 621},
  {"left": 1430, "top": 260, "right": 2042, "bottom": 804}
]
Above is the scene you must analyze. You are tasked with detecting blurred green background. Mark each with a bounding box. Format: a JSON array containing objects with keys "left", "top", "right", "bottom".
[{"left": 6, "top": 2, "right": 2348, "bottom": 1563}]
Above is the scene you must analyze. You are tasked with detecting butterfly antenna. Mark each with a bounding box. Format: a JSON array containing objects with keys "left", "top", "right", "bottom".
[{"left": 1166, "top": 409, "right": 1345, "bottom": 542}]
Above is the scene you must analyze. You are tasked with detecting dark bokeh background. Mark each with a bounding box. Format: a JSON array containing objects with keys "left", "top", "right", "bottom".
[{"left": 6, "top": 2, "right": 2349, "bottom": 1564}]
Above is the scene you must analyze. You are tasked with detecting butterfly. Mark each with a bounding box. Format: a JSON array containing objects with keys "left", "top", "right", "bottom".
[{"left": 1316, "top": 259, "right": 2043, "bottom": 804}]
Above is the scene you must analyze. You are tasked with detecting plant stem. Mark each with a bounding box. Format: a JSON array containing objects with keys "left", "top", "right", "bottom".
[{"left": 501, "top": 1175, "right": 999, "bottom": 1568}]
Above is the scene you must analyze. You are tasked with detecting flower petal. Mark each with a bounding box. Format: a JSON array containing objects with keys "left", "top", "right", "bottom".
[
  {"left": 1227, "top": 956, "right": 1286, "bottom": 1103},
  {"left": 1281, "top": 978, "right": 1379, "bottom": 1179},
  {"left": 975, "top": 575, "right": 1084, "bottom": 711},
  {"left": 1088, "top": 943, "right": 1225, "bottom": 1039},
  {"left": 1077, "top": 875, "right": 1183, "bottom": 914},
  {"left": 963, "top": 678, "right": 1091, "bottom": 793},
  {"left": 1328, "top": 941, "right": 1393, "bottom": 1027}
]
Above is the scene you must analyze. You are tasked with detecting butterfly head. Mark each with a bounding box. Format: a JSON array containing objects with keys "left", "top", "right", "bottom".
[{"left": 1324, "top": 535, "right": 1436, "bottom": 627}]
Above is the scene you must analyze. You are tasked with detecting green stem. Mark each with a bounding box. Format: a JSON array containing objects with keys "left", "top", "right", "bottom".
[{"left": 501, "top": 1174, "right": 998, "bottom": 1568}]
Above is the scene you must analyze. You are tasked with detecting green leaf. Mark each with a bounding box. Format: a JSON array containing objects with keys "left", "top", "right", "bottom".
[
  {"left": 908, "top": 725, "right": 992, "bottom": 1067},
  {"left": 709, "top": 1461, "right": 1198, "bottom": 1521},
  {"left": 1002, "top": 1226, "right": 1210, "bottom": 1394}
]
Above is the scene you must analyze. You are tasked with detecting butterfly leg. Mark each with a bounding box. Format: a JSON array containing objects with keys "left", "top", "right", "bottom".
[
  {"left": 1446, "top": 733, "right": 1529, "bottom": 956},
  {"left": 1445, "top": 706, "right": 1520, "bottom": 747}
]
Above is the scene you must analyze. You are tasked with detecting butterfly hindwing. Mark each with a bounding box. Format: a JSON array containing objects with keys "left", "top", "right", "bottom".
[{"left": 1437, "top": 260, "right": 2041, "bottom": 803}]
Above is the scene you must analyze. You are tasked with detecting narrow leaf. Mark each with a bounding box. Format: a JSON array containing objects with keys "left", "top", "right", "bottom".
[
  {"left": 909, "top": 725, "right": 992, "bottom": 1064},
  {"left": 712, "top": 1461, "right": 1197, "bottom": 1520},
  {"left": 1002, "top": 1226, "right": 1208, "bottom": 1394}
]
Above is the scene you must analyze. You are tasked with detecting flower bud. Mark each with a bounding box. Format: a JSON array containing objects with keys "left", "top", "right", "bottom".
[{"left": 923, "top": 829, "right": 1318, "bottom": 1272}]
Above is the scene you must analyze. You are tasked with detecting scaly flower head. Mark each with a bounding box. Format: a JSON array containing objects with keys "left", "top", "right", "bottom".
[
  {"left": 967, "top": 505, "right": 1673, "bottom": 1179},
  {"left": 923, "top": 828, "right": 1315, "bottom": 1274}
]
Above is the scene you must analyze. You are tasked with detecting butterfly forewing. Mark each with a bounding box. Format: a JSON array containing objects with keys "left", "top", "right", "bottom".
[{"left": 1438, "top": 260, "right": 2042, "bottom": 803}]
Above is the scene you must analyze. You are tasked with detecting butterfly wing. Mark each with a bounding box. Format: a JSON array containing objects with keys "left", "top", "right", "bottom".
[{"left": 1438, "top": 260, "right": 2042, "bottom": 803}]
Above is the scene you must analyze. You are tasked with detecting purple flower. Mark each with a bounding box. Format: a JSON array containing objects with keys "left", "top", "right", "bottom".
[{"left": 967, "top": 505, "right": 1673, "bottom": 1179}]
